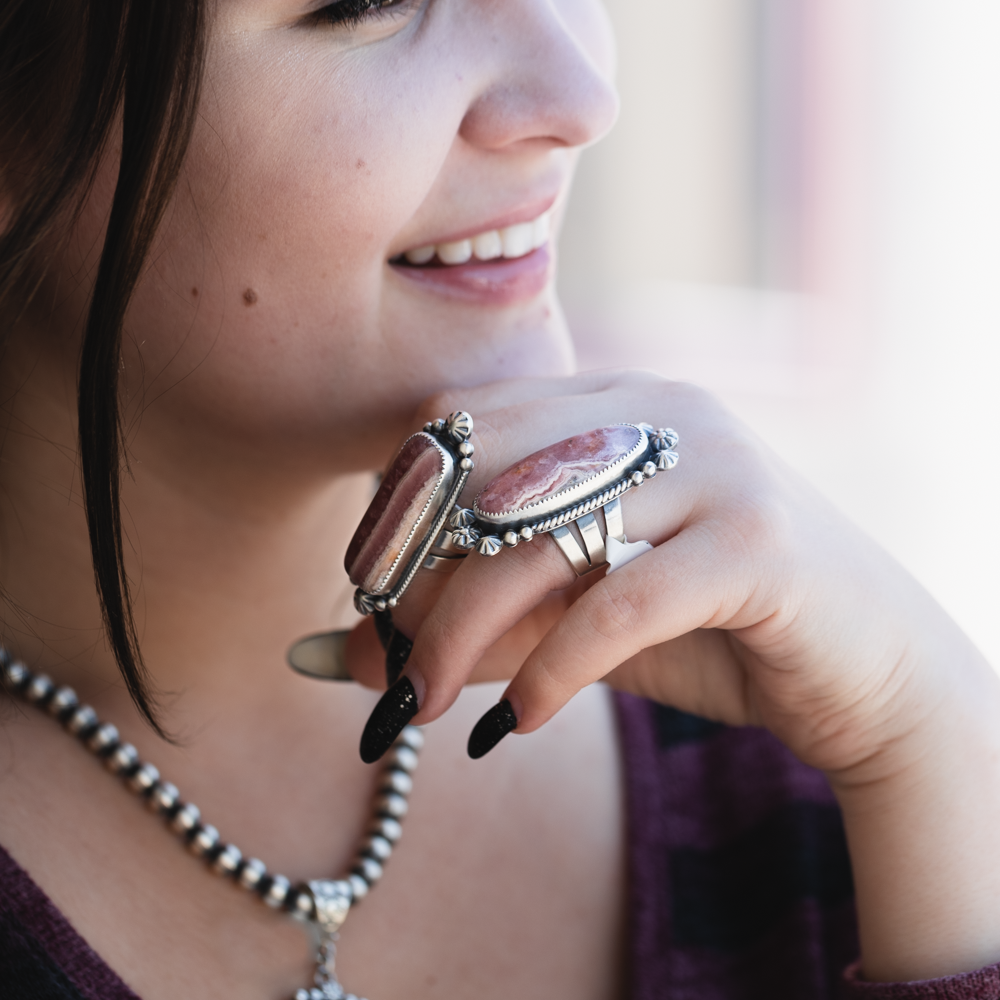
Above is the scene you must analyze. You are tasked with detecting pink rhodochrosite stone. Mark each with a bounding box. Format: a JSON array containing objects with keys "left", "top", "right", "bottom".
[
  {"left": 477, "top": 425, "right": 641, "bottom": 515},
  {"left": 346, "top": 434, "right": 449, "bottom": 594}
]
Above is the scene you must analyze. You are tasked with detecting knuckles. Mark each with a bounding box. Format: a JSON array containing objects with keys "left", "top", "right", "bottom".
[
  {"left": 417, "top": 373, "right": 809, "bottom": 608},
  {"left": 585, "top": 582, "right": 646, "bottom": 645},
  {"left": 413, "top": 389, "right": 469, "bottom": 426}
]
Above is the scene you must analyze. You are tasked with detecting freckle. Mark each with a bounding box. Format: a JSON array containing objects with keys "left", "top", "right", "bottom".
[
  {"left": 243, "top": 288, "right": 258, "bottom": 306},
  {"left": 258, "top": 233, "right": 267, "bottom": 242},
  {"left": 191, "top": 287, "right": 198, "bottom": 297}
]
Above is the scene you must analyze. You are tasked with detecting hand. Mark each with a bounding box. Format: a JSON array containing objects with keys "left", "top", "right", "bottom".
[
  {"left": 347, "top": 369, "right": 1000, "bottom": 982},
  {"left": 353, "top": 371, "right": 985, "bottom": 776}
]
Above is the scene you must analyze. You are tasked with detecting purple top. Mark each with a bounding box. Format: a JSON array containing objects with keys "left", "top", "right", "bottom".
[
  {"left": 614, "top": 693, "right": 1000, "bottom": 999},
  {"left": 0, "top": 842, "right": 138, "bottom": 999},
  {"left": 1, "top": 694, "right": 998, "bottom": 998}
]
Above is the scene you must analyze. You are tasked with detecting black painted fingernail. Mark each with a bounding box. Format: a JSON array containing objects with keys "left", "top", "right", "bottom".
[
  {"left": 373, "top": 608, "right": 396, "bottom": 651},
  {"left": 360, "top": 676, "right": 419, "bottom": 764},
  {"left": 385, "top": 629, "right": 413, "bottom": 687},
  {"left": 468, "top": 699, "right": 518, "bottom": 759}
]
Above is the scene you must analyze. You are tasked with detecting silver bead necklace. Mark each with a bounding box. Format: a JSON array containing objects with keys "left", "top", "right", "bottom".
[{"left": 0, "top": 648, "right": 421, "bottom": 1000}]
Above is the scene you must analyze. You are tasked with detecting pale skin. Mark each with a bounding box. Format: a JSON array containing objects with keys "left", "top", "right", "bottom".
[{"left": 0, "top": 1, "right": 997, "bottom": 999}]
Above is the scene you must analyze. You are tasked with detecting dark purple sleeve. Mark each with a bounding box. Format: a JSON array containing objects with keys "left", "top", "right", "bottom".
[
  {"left": 843, "top": 960, "right": 1000, "bottom": 998},
  {"left": 614, "top": 692, "right": 858, "bottom": 999},
  {"left": 612, "top": 692, "right": 1000, "bottom": 1000},
  {"left": 0, "top": 843, "right": 140, "bottom": 1000}
]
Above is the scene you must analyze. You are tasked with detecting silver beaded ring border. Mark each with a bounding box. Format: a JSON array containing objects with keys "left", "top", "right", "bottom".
[
  {"left": 449, "top": 424, "right": 679, "bottom": 558},
  {"left": 351, "top": 416, "right": 680, "bottom": 615}
]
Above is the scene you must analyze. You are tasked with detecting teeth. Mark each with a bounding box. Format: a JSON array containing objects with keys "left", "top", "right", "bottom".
[
  {"left": 532, "top": 213, "right": 550, "bottom": 249},
  {"left": 472, "top": 231, "right": 502, "bottom": 261},
  {"left": 402, "top": 210, "right": 551, "bottom": 267},
  {"left": 405, "top": 245, "right": 435, "bottom": 265},
  {"left": 437, "top": 239, "right": 472, "bottom": 265},
  {"left": 500, "top": 222, "right": 534, "bottom": 259}
]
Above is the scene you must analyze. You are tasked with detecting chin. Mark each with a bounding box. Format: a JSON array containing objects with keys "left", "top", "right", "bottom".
[
  {"left": 497, "top": 322, "right": 577, "bottom": 381},
  {"left": 447, "top": 294, "right": 578, "bottom": 386}
]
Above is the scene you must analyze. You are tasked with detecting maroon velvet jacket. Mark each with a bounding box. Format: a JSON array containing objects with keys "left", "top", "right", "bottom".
[{"left": 1, "top": 693, "right": 998, "bottom": 999}]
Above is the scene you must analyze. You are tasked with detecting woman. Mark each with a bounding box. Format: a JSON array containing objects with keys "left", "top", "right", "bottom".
[{"left": 1, "top": 1, "right": 999, "bottom": 998}]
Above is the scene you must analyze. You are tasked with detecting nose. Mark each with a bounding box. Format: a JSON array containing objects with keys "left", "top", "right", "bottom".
[{"left": 458, "top": 0, "right": 620, "bottom": 152}]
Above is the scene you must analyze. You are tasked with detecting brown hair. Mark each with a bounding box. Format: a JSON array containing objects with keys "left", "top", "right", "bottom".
[{"left": 0, "top": 0, "right": 208, "bottom": 736}]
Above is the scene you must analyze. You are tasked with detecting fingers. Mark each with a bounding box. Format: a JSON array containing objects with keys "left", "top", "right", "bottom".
[
  {"left": 419, "top": 370, "right": 673, "bottom": 500},
  {"left": 345, "top": 616, "right": 386, "bottom": 689},
  {"left": 377, "top": 369, "right": 675, "bottom": 629},
  {"left": 348, "top": 371, "right": 670, "bottom": 701},
  {"left": 356, "top": 537, "right": 583, "bottom": 763},
  {"left": 491, "top": 523, "right": 757, "bottom": 737},
  {"left": 415, "top": 368, "right": 661, "bottom": 429},
  {"left": 405, "top": 526, "right": 579, "bottom": 719},
  {"left": 399, "top": 408, "right": 705, "bottom": 719},
  {"left": 356, "top": 372, "right": 738, "bottom": 760}
]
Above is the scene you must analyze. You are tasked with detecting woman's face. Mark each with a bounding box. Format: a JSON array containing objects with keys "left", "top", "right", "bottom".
[{"left": 84, "top": 0, "right": 617, "bottom": 476}]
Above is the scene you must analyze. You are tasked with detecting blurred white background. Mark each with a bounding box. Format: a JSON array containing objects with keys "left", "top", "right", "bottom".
[{"left": 559, "top": 1, "right": 1000, "bottom": 667}]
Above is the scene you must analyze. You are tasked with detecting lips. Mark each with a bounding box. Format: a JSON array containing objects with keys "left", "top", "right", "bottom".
[
  {"left": 390, "top": 245, "right": 552, "bottom": 306},
  {"left": 390, "top": 204, "right": 555, "bottom": 306}
]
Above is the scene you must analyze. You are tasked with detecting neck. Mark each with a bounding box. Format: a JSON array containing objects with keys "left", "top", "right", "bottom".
[
  {"left": 0, "top": 324, "right": 397, "bottom": 875},
  {"left": 0, "top": 321, "right": 380, "bottom": 750}
]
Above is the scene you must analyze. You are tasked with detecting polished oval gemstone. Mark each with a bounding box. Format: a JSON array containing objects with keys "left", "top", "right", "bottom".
[
  {"left": 476, "top": 425, "right": 642, "bottom": 516},
  {"left": 346, "top": 434, "right": 453, "bottom": 594}
]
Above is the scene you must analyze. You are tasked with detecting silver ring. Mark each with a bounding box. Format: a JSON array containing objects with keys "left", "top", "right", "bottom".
[
  {"left": 455, "top": 421, "right": 678, "bottom": 577},
  {"left": 345, "top": 411, "right": 477, "bottom": 615},
  {"left": 421, "top": 553, "right": 465, "bottom": 574},
  {"left": 344, "top": 414, "right": 679, "bottom": 615},
  {"left": 549, "top": 497, "right": 654, "bottom": 576}
]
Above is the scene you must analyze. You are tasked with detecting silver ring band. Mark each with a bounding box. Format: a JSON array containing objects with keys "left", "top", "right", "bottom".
[
  {"left": 550, "top": 524, "right": 592, "bottom": 575},
  {"left": 548, "top": 497, "right": 653, "bottom": 576},
  {"left": 422, "top": 553, "right": 465, "bottom": 574}
]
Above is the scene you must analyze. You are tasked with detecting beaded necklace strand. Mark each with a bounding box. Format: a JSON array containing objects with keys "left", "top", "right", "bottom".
[{"left": 0, "top": 648, "right": 421, "bottom": 1000}]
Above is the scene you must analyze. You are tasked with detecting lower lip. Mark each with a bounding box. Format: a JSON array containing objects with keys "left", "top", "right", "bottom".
[{"left": 389, "top": 245, "right": 552, "bottom": 307}]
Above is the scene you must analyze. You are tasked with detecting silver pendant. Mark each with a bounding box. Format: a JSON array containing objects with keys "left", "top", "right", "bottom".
[
  {"left": 292, "top": 882, "right": 367, "bottom": 1000},
  {"left": 310, "top": 880, "right": 352, "bottom": 935},
  {"left": 293, "top": 985, "right": 363, "bottom": 1000},
  {"left": 291, "top": 934, "right": 367, "bottom": 1000}
]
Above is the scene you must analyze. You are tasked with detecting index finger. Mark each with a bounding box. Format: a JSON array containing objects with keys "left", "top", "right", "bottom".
[{"left": 351, "top": 375, "right": 704, "bottom": 761}]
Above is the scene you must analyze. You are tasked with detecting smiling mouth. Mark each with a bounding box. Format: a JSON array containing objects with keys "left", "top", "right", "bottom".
[{"left": 391, "top": 209, "right": 551, "bottom": 267}]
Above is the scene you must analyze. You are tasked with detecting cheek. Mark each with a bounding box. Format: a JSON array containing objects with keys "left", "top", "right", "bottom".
[
  {"left": 120, "top": 53, "right": 461, "bottom": 434},
  {"left": 118, "top": 33, "right": 577, "bottom": 461},
  {"left": 171, "top": 53, "right": 449, "bottom": 299}
]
